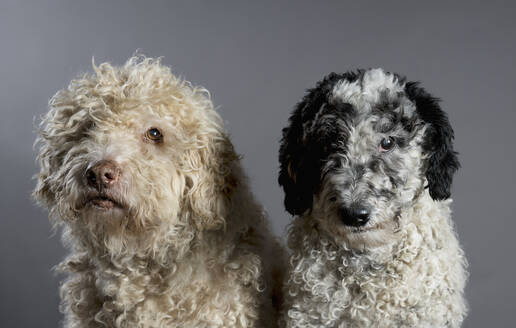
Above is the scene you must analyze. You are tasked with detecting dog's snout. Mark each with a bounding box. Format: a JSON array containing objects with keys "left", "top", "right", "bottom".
[
  {"left": 86, "top": 160, "right": 121, "bottom": 190},
  {"left": 339, "top": 204, "right": 371, "bottom": 227}
]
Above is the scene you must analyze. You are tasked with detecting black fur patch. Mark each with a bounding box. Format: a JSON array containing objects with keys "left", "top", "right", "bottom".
[{"left": 404, "top": 82, "right": 460, "bottom": 200}]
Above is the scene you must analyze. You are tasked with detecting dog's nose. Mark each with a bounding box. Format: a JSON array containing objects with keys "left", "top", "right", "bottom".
[
  {"left": 86, "top": 160, "right": 121, "bottom": 190},
  {"left": 339, "top": 205, "right": 371, "bottom": 227}
]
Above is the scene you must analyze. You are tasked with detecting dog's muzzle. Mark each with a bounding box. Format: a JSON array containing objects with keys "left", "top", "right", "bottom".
[{"left": 83, "top": 160, "right": 125, "bottom": 211}]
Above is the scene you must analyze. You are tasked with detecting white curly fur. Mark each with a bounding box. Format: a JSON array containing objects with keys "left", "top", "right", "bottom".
[
  {"left": 283, "top": 191, "right": 467, "bottom": 328},
  {"left": 281, "top": 69, "right": 467, "bottom": 328},
  {"left": 34, "top": 56, "right": 285, "bottom": 328}
]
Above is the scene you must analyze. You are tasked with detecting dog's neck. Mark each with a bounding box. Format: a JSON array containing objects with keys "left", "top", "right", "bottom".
[{"left": 64, "top": 217, "right": 198, "bottom": 268}]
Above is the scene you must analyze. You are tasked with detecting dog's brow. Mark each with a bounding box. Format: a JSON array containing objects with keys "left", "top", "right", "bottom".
[{"left": 373, "top": 115, "right": 396, "bottom": 133}]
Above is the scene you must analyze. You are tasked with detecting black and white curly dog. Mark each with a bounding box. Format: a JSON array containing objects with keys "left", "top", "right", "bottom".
[{"left": 278, "top": 69, "right": 467, "bottom": 328}]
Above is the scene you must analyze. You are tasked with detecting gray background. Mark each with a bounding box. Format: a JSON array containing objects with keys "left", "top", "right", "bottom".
[{"left": 1, "top": 0, "right": 514, "bottom": 327}]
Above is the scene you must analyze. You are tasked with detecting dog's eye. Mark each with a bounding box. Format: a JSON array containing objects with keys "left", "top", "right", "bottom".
[
  {"left": 379, "top": 137, "right": 395, "bottom": 152},
  {"left": 146, "top": 128, "right": 163, "bottom": 142}
]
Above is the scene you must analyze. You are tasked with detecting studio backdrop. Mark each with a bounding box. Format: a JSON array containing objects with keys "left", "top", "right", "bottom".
[{"left": 1, "top": 1, "right": 515, "bottom": 327}]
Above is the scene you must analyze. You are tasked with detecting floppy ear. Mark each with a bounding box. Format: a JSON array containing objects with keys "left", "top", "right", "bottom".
[
  {"left": 279, "top": 74, "right": 341, "bottom": 215},
  {"left": 405, "top": 82, "right": 460, "bottom": 200},
  {"left": 278, "top": 97, "right": 321, "bottom": 216},
  {"left": 183, "top": 134, "right": 238, "bottom": 231},
  {"left": 33, "top": 89, "right": 78, "bottom": 211}
]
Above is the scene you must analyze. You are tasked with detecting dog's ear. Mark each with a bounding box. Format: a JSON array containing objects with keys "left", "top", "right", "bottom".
[
  {"left": 33, "top": 162, "right": 55, "bottom": 207},
  {"left": 278, "top": 97, "right": 320, "bottom": 216},
  {"left": 279, "top": 75, "right": 340, "bottom": 215},
  {"left": 33, "top": 89, "right": 77, "bottom": 211},
  {"left": 183, "top": 131, "right": 238, "bottom": 231},
  {"left": 405, "top": 82, "right": 460, "bottom": 200}
]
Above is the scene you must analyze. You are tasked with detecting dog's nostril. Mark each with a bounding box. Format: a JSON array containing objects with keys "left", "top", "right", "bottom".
[
  {"left": 104, "top": 172, "right": 114, "bottom": 181},
  {"left": 99, "top": 167, "right": 119, "bottom": 185},
  {"left": 353, "top": 207, "right": 370, "bottom": 224},
  {"left": 86, "top": 169, "right": 97, "bottom": 186}
]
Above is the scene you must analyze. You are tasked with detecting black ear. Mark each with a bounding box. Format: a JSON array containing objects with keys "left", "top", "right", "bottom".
[
  {"left": 279, "top": 72, "right": 357, "bottom": 215},
  {"left": 405, "top": 82, "right": 460, "bottom": 200},
  {"left": 278, "top": 95, "right": 324, "bottom": 216}
]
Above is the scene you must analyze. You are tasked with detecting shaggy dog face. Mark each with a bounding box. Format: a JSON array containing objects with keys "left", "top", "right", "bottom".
[
  {"left": 278, "top": 69, "right": 466, "bottom": 327},
  {"left": 279, "top": 69, "right": 459, "bottom": 250},
  {"left": 35, "top": 57, "right": 236, "bottom": 257},
  {"left": 34, "top": 57, "right": 284, "bottom": 327}
]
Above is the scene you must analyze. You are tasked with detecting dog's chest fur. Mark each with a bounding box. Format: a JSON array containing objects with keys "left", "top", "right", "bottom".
[
  {"left": 110, "top": 254, "right": 258, "bottom": 326},
  {"left": 60, "top": 235, "right": 267, "bottom": 328},
  {"left": 283, "top": 191, "right": 467, "bottom": 328}
]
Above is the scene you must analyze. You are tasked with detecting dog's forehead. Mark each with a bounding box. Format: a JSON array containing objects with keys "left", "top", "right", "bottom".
[
  {"left": 90, "top": 104, "right": 172, "bottom": 126},
  {"left": 330, "top": 69, "right": 415, "bottom": 119}
]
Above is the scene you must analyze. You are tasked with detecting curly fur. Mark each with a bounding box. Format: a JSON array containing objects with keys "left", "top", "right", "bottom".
[
  {"left": 278, "top": 69, "right": 467, "bottom": 327},
  {"left": 34, "top": 56, "right": 285, "bottom": 328}
]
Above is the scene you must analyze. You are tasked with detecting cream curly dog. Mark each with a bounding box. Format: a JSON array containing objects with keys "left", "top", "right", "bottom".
[
  {"left": 278, "top": 69, "right": 467, "bottom": 327},
  {"left": 34, "top": 56, "right": 284, "bottom": 328}
]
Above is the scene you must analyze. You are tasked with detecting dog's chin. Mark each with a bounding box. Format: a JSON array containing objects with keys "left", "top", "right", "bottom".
[
  {"left": 80, "top": 193, "right": 128, "bottom": 218},
  {"left": 341, "top": 229, "right": 393, "bottom": 250},
  {"left": 89, "top": 197, "right": 118, "bottom": 210},
  {"left": 333, "top": 219, "right": 399, "bottom": 250},
  {"left": 88, "top": 202, "right": 125, "bottom": 215}
]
